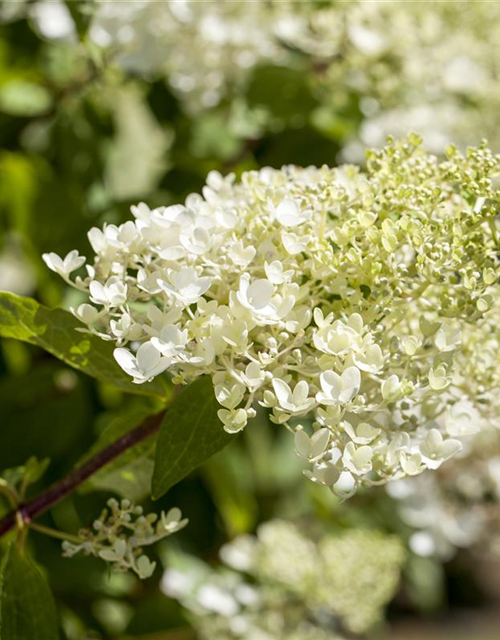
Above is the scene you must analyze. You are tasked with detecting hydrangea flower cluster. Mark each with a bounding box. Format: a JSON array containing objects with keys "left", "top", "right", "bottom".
[
  {"left": 44, "top": 137, "right": 500, "bottom": 497},
  {"left": 162, "top": 519, "right": 404, "bottom": 638},
  {"left": 62, "top": 498, "right": 187, "bottom": 579},
  {"left": 293, "top": 1, "right": 500, "bottom": 157},
  {"left": 13, "top": 2, "right": 500, "bottom": 153},
  {"left": 84, "top": 0, "right": 500, "bottom": 151},
  {"left": 89, "top": 0, "right": 283, "bottom": 112},
  {"left": 388, "top": 294, "right": 500, "bottom": 559}
]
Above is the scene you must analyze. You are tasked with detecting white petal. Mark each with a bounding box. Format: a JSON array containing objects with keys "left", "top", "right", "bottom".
[
  {"left": 42, "top": 252, "right": 64, "bottom": 273},
  {"left": 275, "top": 198, "right": 301, "bottom": 227},
  {"left": 89, "top": 281, "right": 107, "bottom": 304},
  {"left": 339, "top": 366, "right": 361, "bottom": 403},
  {"left": 113, "top": 347, "right": 136, "bottom": 371},
  {"left": 334, "top": 471, "right": 356, "bottom": 496},
  {"left": 310, "top": 428, "right": 330, "bottom": 458},
  {"left": 294, "top": 430, "right": 311, "bottom": 458},
  {"left": 440, "top": 438, "right": 462, "bottom": 461},
  {"left": 320, "top": 370, "right": 342, "bottom": 400},
  {"left": 272, "top": 378, "right": 292, "bottom": 407},
  {"left": 136, "top": 342, "right": 161, "bottom": 372},
  {"left": 293, "top": 380, "right": 310, "bottom": 405}
]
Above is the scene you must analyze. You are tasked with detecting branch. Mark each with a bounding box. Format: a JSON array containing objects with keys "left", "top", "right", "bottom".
[{"left": 0, "top": 410, "right": 166, "bottom": 539}]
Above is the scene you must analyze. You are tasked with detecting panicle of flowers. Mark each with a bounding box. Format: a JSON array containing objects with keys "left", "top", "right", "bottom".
[
  {"left": 386, "top": 294, "right": 500, "bottom": 561},
  {"left": 44, "top": 136, "right": 500, "bottom": 498},
  {"left": 162, "top": 519, "right": 404, "bottom": 637},
  {"left": 89, "top": 0, "right": 283, "bottom": 112},
  {"left": 287, "top": 1, "right": 500, "bottom": 157},
  {"left": 62, "top": 498, "right": 187, "bottom": 579},
  {"left": 83, "top": 0, "right": 500, "bottom": 151}
]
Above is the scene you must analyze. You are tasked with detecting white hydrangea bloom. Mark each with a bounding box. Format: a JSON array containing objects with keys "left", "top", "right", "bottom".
[
  {"left": 45, "top": 138, "right": 500, "bottom": 497},
  {"left": 114, "top": 341, "right": 171, "bottom": 384},
  {"left": 163, "top": 519, "right": 404, "bottom": 638},
  {"left": 42, "top": 249, "right": 86, "bottom": 280},
  {"left": 83, "top": 0, "right": 500, "bottom": 153},
  {"left": 388, "top": 299, "right": 500, "bottom": 560},
  {"left": 89, "top": 0, "right": 284, "bottom": 112},
  {"left": 274, "top": 1, "right": 500, "bottom": 156}
]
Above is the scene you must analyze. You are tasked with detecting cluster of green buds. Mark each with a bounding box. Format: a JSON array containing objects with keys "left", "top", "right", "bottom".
[{"left": 62, "top": 498, "right": 188, "bottom": 579}]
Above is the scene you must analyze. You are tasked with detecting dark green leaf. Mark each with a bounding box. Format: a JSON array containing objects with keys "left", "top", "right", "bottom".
[
  {"left": 0, "top": 292, "right": 169, "bottom": 399},
  {"left": 152, "top": 377, "right": 233, "bottom": 500},
  {"left": 0, "top": 544, "right": 60, "bottom": 640},
  {"left": 0, "top": 361, "right": 91, "bottom": 470}
]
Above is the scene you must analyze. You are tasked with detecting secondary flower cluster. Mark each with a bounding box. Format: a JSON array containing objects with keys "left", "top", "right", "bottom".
[
  {"left": 14, "top": 1, "right": 500, "bottom": 152},
  {"left": 44, "top": 137, "right": 500, "bottom": 497},
  {"left": 62, "top": 498, "right": 187, "bottom": 579},
  {"left": 89, "top": 0, "right": 283, "bottom": 112},
  {"left": 83, "top": 0, "right": 500, "bottom": 151},
  {"left": 299, "top": 1, "right": 500, "bottom": 158},
  {"left": 162, "top": 519, "right": 404, "bottom": 638}
]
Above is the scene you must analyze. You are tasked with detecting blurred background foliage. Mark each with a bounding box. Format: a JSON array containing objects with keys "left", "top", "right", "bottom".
[{"left": 1, "top": 1, "right": 500, "bottom": 639}]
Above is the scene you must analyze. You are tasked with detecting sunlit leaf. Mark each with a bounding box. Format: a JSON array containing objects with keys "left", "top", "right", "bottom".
[{"left": 0, "top": 292, "right": 169, "bottom": 399}]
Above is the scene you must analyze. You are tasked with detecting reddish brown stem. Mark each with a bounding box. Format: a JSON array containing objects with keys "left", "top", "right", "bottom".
[{"left": 0, "top": 411, "right": 165, "bottom": 539}]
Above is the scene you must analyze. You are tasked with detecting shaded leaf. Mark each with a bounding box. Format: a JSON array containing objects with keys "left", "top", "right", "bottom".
[
  {"left": 152, "top": 377, "right": 233, "bottom": 500},
  {"left": 0, "top": 361, "right": 91, "bottom": 470},
  {"left": 86, "top": 457, "right": 155, "bottom": 502},
  {"left": 1, "top": 456, "right": 50, "bottom": 497},
  {"left": 0, "top": 292, "right": 169, "bottom": 399},
  {"left": 0, "top": 544, "right": 59, "bottom": 640}
]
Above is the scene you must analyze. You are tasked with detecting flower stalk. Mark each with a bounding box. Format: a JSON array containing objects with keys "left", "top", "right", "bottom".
[{"left": 0, "top": 410, "right": 165, "bottom": 540}]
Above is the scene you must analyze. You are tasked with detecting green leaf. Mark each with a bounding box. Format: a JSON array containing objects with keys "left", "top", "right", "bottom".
[
  {"left": 0, "top": 544, "right": 60, "bottom": 640},
  {"left": 0, "top": 361, "right": 91, "bottom": 470},
  {"left": 86, "top": 457, "right": 155, "bottom": 502},
  {"left": 152, "top": 377, "right": 234, "bottom": 500},
  {"left": 1, "top": 457, "right": 50, "bottom": 496},
  {"left": 22, "top": 456, "right": 50, "bottom": 488},
  {"left": 0, "top": 292, "right": 169, "bottom": 399}
]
